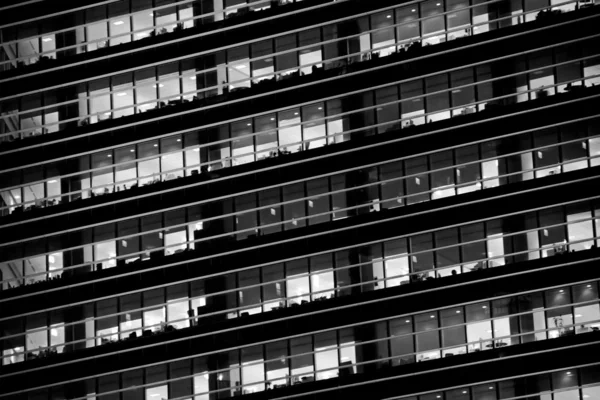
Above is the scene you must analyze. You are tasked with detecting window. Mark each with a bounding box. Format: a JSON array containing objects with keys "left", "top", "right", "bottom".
[
  {"left": 286, "top": 260, "right": 310, "bottom": 306},
  {"left": 311, "top": 254, "right": 334, "bottom": 300},
  {"left": 161, "top": 136, "right": 184, "bottom": 180},
  {"left": 384, "top": 239, "right": 409, "bottom": 286},
  {"left": 314, "top": 332, "right": 338, "bottom": 380},
  {"left": 441, "top": 307, "right": 467, "bottom": 356},
  {"left": 144, "top": 289, "right": 166, "bottom": 332},
  {"left": 573, "top": 283, "right": 600, "bottom": 333},
  {"left": 435, "top": 228, "right": 460, "bottom": 276},
  {"left": 465, "top": 302, "right": 493, "bottom": 352},
  {"left": 120, "top": 294, "right": 142, "bottom": 340},
  {"left": 265, "top": 341, "right": 288, "bottom": 387},
  {"left": 567, "top": 208, "right": 594, "bottom": 252},
  {"left": 545, "top": 288, "right": 574, "bottom": 339},
  {"left": 278, "top": 109, "right": 301, "bottom": 154},
  {"left": 405, "top": 157, "right": 429, "bottom": 204},
  {"left": 415, "top": 312, "right": 440, "bottom": 361},
  {"left": 302, "top": 103, "right": 326, "bottom": 150},
  {"left": 231, "top": 120, "right": 254, "bottom": 165},
  {"left": 376, "top": 87, "right": 400, "bottom": 134},
  {"left": 167, "top": 284, "right": 190, "bottom": 329},
  {"left": 371, "top": 12, "right": 396, "bottom": 56},
  {"left": 251, "top": 40, "right": 274, "bottom": 83},
  {"left": 290, "top": 337, "right": 314, "bottom": 383},
  {"left": 411, "top": 234, "right": 435, "bottom": 279},
  {"left": 96, "top": 299, "right": 118, "bottom": 345},
  {"left": 145, "top": 385, "right": 168, "bottom": 400},
  {"left": 431, "top": 151, "right": 455, "bottom": 199},
  {"left": 115, "top": 146, "right": 137, "bottom": 190},
  {"left": 238, "top": 270, "right": 262, "bottom": 316},
  {"left": 390, "top": 318, "right": 415, "bottom": 365},
  {"left": 446, "top": 0, "right": 470, "bottom": 40},
  {"left": 396, "top": 5, "right": 420, "bottom": 46},
  {"left": 228, "top": 46, "right": 251, "bottom": 90},
  {"left": 421, "top": 0, "right": 446, "bottom": 46},
  {"left": 299, "top": 29, "right": 322, "bottom": 75},
  {"left": 241, "top": 346, "right": 265, "bottom": 394}
]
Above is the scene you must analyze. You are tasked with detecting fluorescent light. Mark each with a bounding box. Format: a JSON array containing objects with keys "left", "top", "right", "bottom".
[
  {"left": 14, "top": 195, "right": 20, "bottom": 199},
  {"left": 107, "top": 154, "right": 112, "bottom": 158},
  {"left": 456, "top": 310, "right": 461, "bottom": 313},
  {"left": 430, "top": 315, "right": 435, "bottom": 318},
  {"left": 575, "top": 314, "right": 582, "bottom": 318},
  {"left": 153, "top": 144, "right": 158, "bottom": 147},
  {"left": 270, "top": 117, "right": 275, "bottom": 121},
  {"left": 176, "top": 138, "right": 181, "bottom": 142},
  {"left": 130, "top": 149, "right": 135, "bottom": 153},
  {"left": 559, "top": 289, "right": 564, "bottom": 293},
  {"left": 411, "top": 8, "right": 416, "bottom": 12},
  {"left": 48, "top": 179, "right": 57, "bottom": 183},
  {"left": 405, "top": 320, "right": 410, "bottom": 323},
  {"left": 116, "top": 92, "right": 127, "bottom": 97},
  {"left": 104, "top": 112, "right": 112, "bottom": 116},
  {"left": 190, "top": 76, "right": 196, "bottom": 80},
  {"left": 51, "top": 329, "right": 58, "bottom": 337},
  {"left": 436, "top": 2, "right": 441, "bottom": 5},
  {"left": 482, "top": 305, "right": 487, "bottom": 308},
  {"left": 247, "top": 123, "right": 251, "bottom": 126},
  {"left": 462, "top": 391, "right": 467, "bottom": 394},
  {"left": 489, "top": 387, "right": 494, "bottom": 390},
  {"left": 318, "top": 107, "right": 322, "bottom": 110},
  {"left": 152, "top": 84, "right": 165, "bottom": 88},
  {"left": 193, "top": 148, "right": 200, "bottom": 152},
  {"left": 294, "top": 112, "right": 299, "bottom": 115},
  {"left": 42, "top": 37, "right": 53, "bottom": 42},
  {"left": 235, "top": 64, "right": 247, "bottom": 69},
  {"left": 113, "top": 20, "right": 125, "bottom": 26},
  {"left": 587, "top": 284, "right": 592, "bottom": 288},
  {"left": 386, "top": 14, "right": 391, "bottom": 18}
]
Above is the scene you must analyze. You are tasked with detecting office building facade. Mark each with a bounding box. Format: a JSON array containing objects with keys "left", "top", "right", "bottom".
[{"left": 1, "top": 0, "right": 600, "bottom": 399}]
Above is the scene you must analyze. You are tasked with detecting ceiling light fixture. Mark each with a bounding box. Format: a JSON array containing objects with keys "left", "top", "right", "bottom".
[
  {"left": 113, "top": 20, "right": 125, "bottom": 26},
  {"left": 42, "top": 37, "right": 53, "bottom": 42}
]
